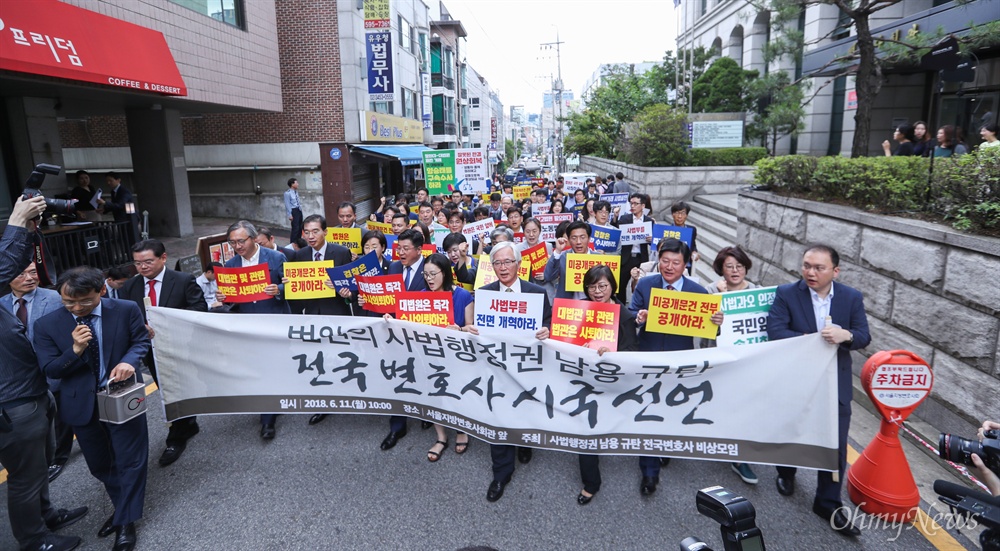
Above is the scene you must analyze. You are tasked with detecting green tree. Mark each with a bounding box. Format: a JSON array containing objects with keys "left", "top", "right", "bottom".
[
  {"left": 621, "top": 104, "right": 690, "bottom": 167},
  {"left": 646, "top": 47, "right": 714, "bottom": 108},
  {"left": 564, "top": 109, "right": 616, "bottom": 158},
  {"left": 692, "top": 57, "right": 758, "bottom": 113},
  {"left": 745, "top": 72, "right": 806, "bottom": 156}
]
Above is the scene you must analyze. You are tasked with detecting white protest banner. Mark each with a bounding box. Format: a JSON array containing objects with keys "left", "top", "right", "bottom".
[
  {"left": 473, "top": 289, "right": 544, "bottom": 338},
  {"left": 462, "top": 217, "right": 495, "bottom": 244},
  {"left": 455, "top": 148, "right": 488, "bottom": 194},
  {"left": 601, "top": 193, "right": 629, "bottom": 210},
  {"left": 150, "top": 307, "right": 839, "bottom": 469},
  {"left": 531, "top": 203, "right": 551, "bottom": 216},
  {"left": 563, "top": 178, "right": 587, "bottom": 193},
  {"left": 717, "top": 286, "right": 777, "bottom": 347},
  {"left": 619, "top": 222, "right": 653, "bottom": 245},
  {"left": 535, "top": 213, "right": 574, "bottom": 241}
]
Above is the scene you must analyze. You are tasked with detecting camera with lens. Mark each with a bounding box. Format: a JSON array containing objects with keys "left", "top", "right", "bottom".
[
  {"left": 21, "top": 163, "right": 75, "bottom": 218},
  {"left": 939, "top": 429, "right": 1000, "bottom": 474},
  {"left": 680, "top": 486, "right": 765, "bottom": 551}
]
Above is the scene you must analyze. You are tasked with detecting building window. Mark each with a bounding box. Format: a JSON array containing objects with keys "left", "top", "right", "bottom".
[
  {"left": 700, "top": 0, "right": 708, "bottom": 16},
  {"left": 398, "top": 16, "right": 413, "bottom": 53},
  {"left": 170, "top": 0, "right": 244, "bottom": 28},
  {"left": 370, "top": 101, "right": 393, "bottom": 115},
  {"left": 470, "top": 97, "right": 480, "bottom": 108},
  {"left": 431, "top": 44, "right": 442, "bottom": 73},
  {"left": 443, "top": 48, "right": 454, "bottom": 78},
  {"left": 403, "top": 88, "right": 416, "bottom": 119},
  {"left": 473, "top": 143, "right": 481, "bottom": 149},
  {"left": 471, "top": 120, "right": 481, "bottom": 131},
  {"left": 419, "top": 33, "right": 429, "bottom": 72}
]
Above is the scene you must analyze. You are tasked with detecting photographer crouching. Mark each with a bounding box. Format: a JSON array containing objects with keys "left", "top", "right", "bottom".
[
  {"left": 936, "top": 419, "right": 1000, "bottom": 551},
  {"left": 1, "top": 195, "right": 89, "bottom": 551}
]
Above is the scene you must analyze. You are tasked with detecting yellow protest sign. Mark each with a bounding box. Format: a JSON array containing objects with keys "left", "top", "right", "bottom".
[
  {"left": 284, "top": 261, "right": 337, "bottom": 300},
  {"left": 563, "top": 253, "right": 621, "bottom": 292},
  {"left": 481, "top": 193, "right": 492, "bottom": 203},
  {"left": 474, "top": 254, "right": 531, "bottom": 289},
  {"left": 367, "top": 220, "right": 392, "bottom": 234},
  {"left": 645, "top": 288, "right": 721, "bottom": 339},
  {"left": 326, "top": 227, "right": 362, "bottom": 253},
  {"left": 513, "top": 185, "right": 531, "bottom": 201}
]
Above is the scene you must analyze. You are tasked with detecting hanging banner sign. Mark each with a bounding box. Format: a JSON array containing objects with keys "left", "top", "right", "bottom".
[
  {"left": 284, "top": 261, "right": 337, "bottom": 300},
  {"left": 363, "top": 0, "right": 390, "bottom": 29},
  {"left": 366, "top": 31, "right": 394, "bottom": 102},
  {"left": 646, "top": 289, "right": 721, "bottom": 339},
  {"left": 150, "top": 308, "right": 840, "bottom": 469},
  {"left": 551, "top": 298, "right": 619, "bottom": 351},
  {"left": 473, "top": 290, "right": 544, "bottom": 338},
  {"left": 717, "top": 286, "right": 777, "bottom": 347},
  {"left": 564, "top": 254, "right": 621, "bottom": 293},
  {"left": 215, "top": 265, "right": 272, "bottom": 303},
  {"left": 356, "top": 274, "right": 404, "bottom": 314}
]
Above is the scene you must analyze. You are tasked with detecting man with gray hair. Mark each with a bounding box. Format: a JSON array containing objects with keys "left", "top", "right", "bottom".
[{"left": 470, "top": 241, "right": 551, "bottom": 502}]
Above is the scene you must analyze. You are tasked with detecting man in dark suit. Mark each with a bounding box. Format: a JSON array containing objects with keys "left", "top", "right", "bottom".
[
  {"left": 255, "top": 226, "right": 296, "bottom": 261},
  {"left": 767, "top": 243, "right": 870, "bottom": 537},
  {"left": 223, "top": 220, "right": 291, "bottom": 440},
  {"left": 616, "top": 193, "right": 654, "bottom": 303},
  {"left": 378, "top": 228, "right": 428, "bottom": 451},
  {"left": 289, "top": 214, "right": 352, "bottom": 426},
  {"left": 629, "top": 238, "right": 713, "bottom": 496},
  {"left": 100, "top": 172, "right": 134, "bottom": 223},
  {"left": 543, "top": 220, "right": 593, "bottom": 300},
  {"left": 121, "top": 239, "right": 207, "bottom": 467},
  {"left": 474, "top": 241, "right": 552, "bottom": 502},
  {"left": 34, "top": 266, "right": 151, "bottom": 551},
  {"left": 1, "top": 261, "right": 75, "bottom": 483}
]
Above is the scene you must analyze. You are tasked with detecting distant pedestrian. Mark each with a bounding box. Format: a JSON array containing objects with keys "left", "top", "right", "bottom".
[
  {"left": 613, "top": 172, "right": 631, "bottom": 195},
  {"left": 912, "top": 121, "right": 933, "bottom": 157},
  {"left": 882, "top": 124, "right": 916, "bottom": 157},
  {"left": 934, "top": 125, "right": 968, "bottom": 157},
  {"left": 284, "top": 178, "right": 303, "bottom": 241}
]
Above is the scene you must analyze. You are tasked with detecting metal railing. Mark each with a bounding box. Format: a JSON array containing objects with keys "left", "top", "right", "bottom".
[{"left": 43, "top": 220, "right": 137, "bottom": 274}]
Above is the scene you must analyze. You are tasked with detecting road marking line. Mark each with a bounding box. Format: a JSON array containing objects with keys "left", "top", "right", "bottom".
[{"left": 0, "top": 383, "right": 159, "bottom": 485}]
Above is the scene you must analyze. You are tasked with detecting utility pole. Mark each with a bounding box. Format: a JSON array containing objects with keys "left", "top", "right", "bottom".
[{"left": 540, "top": 30, "right": 564, "bottom": 173}]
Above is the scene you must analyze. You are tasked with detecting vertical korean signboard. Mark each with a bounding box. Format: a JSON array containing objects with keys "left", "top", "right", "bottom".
[
  {"left": 422, "top": 150, "right": 456, "bottom": 195},
  {"left": 366, "top": 32, "right": 393, "bottom": 103}
]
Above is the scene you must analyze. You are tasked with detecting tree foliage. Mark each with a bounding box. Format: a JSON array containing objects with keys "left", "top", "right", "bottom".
[
  {"left": 745, "top": 72, "right": 806, "bottom": 156},
  {"left": 620, "top": 104, "right": 690, "bottom": 167},
  {"left": 692, "top": 57, "right": 758, "bottom": 113},
  {"left": 563, "top": 109, "right": 617, "bottom": 158}
]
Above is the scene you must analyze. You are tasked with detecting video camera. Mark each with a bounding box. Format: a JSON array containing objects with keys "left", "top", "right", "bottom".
[
  {"left": 940, "top": 429, "right": 1000, "bottom": 474},
  {"left": 934, "top": 480, "right": 1000, "bottom": 550},
  {"left": 680, "top": 486, "right": 765, "bottom": 551},
  {"left": 21, "top": 163, "right": 75, "bottom": 218}
]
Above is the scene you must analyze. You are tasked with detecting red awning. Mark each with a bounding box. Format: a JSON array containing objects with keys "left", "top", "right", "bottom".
[{"left": 0, "top": 0, "right": 186, "bottom": 96}]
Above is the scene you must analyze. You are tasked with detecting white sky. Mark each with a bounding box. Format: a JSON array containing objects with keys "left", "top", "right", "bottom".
[{"left": 441, "top": 0, "right": 680, "bottom": 114}]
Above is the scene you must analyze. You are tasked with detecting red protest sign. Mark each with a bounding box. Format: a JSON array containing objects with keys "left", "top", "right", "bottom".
[
  {"left": 550, "top": 298, "right": 619, "bottom": 350},
  {"left": 215, "top": 265, "right": 272, "bottom": 303},
  {"left": 521, "top": 242, "right": 549, "bottom": 276},
  {"left": 395, "top": 291, "right": 454, "bottom": 327},
  {"left": 357, "top": 274, "right": 405, "bottom": 314}
]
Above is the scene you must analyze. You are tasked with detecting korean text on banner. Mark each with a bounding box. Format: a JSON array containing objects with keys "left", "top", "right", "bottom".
[
  {"left": 646, "top": 288, "right": 721, "bottom": 339},
  {"left": 536, "top": 213, "right": 573, "bottom": 241},
  {"left": 462, "top": 218, "right": 495, "bottom": 243},
  {"left": 652, "top": 224, "right": 694, "bottom": 249},
  {"left": 365, "top": 31, "right": 393, "bottom": 102},
  {"left": 474, "top": 290, "right": 543, "bottom": 338},
  {"left": 327, "top": 251, "right": 384, "bottom": 292},
  {"left": 473, "top": 254, "right": 532, "bottom": 288},
  {"left": 513, "top": 186, "right": 532, "bottom": 201},
  {"left": 564, "top": 254, "right": 621, "bottom": 293},
  {"left": 326, "top": 228, "right": 363, "bottom": 253},
  {"left": 619, "top": 222, "right": 653, "bottom": 246},
  {"left": 531, "top": 203, "right": 551, "bottom": 216},
  {"left": 422, "top": 150, "right": 456, "bottom": 195},
  {"left": 589, "top": 225, "right": 621, "bottom": 253},
  {"left": 601, "top": 193, "right": 629, "bottom": 209},
  {"left": 395, "top": 291, "right": 454, "bottom": 327},
  {"left": 150, "top": 308, "right": 840, "bottom": 470},
  {"left": 367, "top": 220, "right": 393, "bottom": 234},
  {"left": 214, "top": 265, "right": 272, "bottom": 303},
  {"left": 551, "top": 298, "right": 619, "bottom": 350},
  {"left": 718, "top": 286, "right": 776, "bottom": 347},
  {"left": 356, "top": 274, "right": 403, "bottom": 313},
  {"left": 521, "top": 243, "right": 549, "bottom": 276},
  {"left": 455, "top": 148, "right": 488, "bottom": 194},
  {"left": 284, "top": 261, "right": 336, "bottom": 300}
]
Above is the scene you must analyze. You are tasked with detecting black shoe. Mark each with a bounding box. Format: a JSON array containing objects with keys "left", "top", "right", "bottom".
[
  {"left": 577, "top": 491, "right": 595, "bottom": 505},
  {"left": 421, "top": 420, "right": 433, "bottom": 430},
  {"left": 47, "top": 463, "right": 65, "bottom": 483},
  {"left": 260, "top": 423, "right": 276, "bottom": 440},
  {"left": 486, "top": 479, "right": 509, "bottom": 502},
  {"left": 97, "top": 515, "right": 116, "bottom": 538},
  {"left": 308, "top": 414, "right": 327, "bottom": 425},
  {"left": 112, "top": 523, "right": 137, "bottom": 551},
  {"left": 158, "top": 442, "right": 186, "bottom": 467},
  {"left": 640, "top": 475, "right": 659, "bottom": 495},
  {"left": 33, "top": 534, "right": 81, "bottom": 551},
  {"left": 813, "top": 504, "right": 861, "bottom": 537},
  {"left": 380, "top": 429, "right": 407, "bottom": 450},
  {"left": 517, "top": 447, "right": 533, "bottom": 464},
  {"left": 776, "top": 475, "right": 795, "bottom": 496},
  {"left": 45, "top": 506, "right": 88, "bottom": 531},
  {"left": 660, "top": 457, "right": 671, "bottom": 467}
]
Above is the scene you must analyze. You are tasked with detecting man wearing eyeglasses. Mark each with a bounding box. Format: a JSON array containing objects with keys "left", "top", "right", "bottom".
[
  {"left": 472, "top": 242, "right": 551, "bottom": 502},
  {"left": 544, "top": 220, "right": 594, "bottom": 300},
  {"left": 378, "top": 228, "right": 428, "bottom": 451},
  {"left": 223, "top": 220, "right": 291, "bottom": 440},
  {"left": 121, "top": 239, "right": 206, "bottom": 467},
  {"left": 617, "top": 193, "right": 653, "bottom": 303},
  {"left": 34, "top": 266, "right": 151, "bottom": 551}
]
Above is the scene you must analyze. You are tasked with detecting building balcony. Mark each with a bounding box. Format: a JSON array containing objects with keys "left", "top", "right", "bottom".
[
  {"left": 462, "top": 126, "right": 469, "bottom": 137},
  {"left": 434, "top": 121, "right": 458, "bottom": 135},
  {"left": 431, "top": 73, "right": 455, "bottom": 90},
  {"left": 461, "top": 89, "right": 468, "bottom": 100}
]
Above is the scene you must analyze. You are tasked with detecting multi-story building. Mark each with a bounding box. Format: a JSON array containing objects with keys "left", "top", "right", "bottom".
[
  {"left": 428, "top": 3, "right": 466, "bottom": 150},
  {"left": 676, "top": 0, "right": 998, "bottom": 156}
]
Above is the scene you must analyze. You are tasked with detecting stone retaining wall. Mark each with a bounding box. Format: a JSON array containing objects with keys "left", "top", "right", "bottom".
[{"left": 738, "top": 190, "right": 1000, "bottom": 435}]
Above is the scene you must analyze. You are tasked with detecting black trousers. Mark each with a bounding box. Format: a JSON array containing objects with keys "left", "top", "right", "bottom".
[
  {"left": 290, "top": 207, "right": 303, "bottom": 242},
  {"left": 47, "top": 390, "right": 75, "bottom": 465},
  {"left": 0, "top": 394, "right": 57, "bottom": 549},
  {"left": 579, "top": 454, "right": 601, "bottom": 494}
]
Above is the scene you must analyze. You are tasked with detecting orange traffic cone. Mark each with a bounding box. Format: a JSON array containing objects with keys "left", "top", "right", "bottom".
[{"left": 848, "top": 418, "right": 920, "bottom": 521}]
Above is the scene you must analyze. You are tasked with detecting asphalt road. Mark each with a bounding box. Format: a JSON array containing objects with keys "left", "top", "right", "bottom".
[{"left": 2, "top": 386, "right": 980, "bottom": 551}]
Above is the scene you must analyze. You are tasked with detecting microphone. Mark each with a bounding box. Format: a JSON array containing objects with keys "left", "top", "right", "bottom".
[{"left": 934, "top": 479, "right": 1000, "bottom": 507}]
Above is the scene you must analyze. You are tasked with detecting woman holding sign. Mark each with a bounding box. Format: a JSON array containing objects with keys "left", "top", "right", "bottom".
[
  {"left": 420, "top": 254, "right": 475, "bottom": 461},
  {"left": 575, "top": 265, "right": 639, "bottom": 505},
  {"left": 706, "top": 246, "right": 760, "bottom": 486},
  {"left": 351, "top": 231, "right": 392, "bottom": 315}
]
